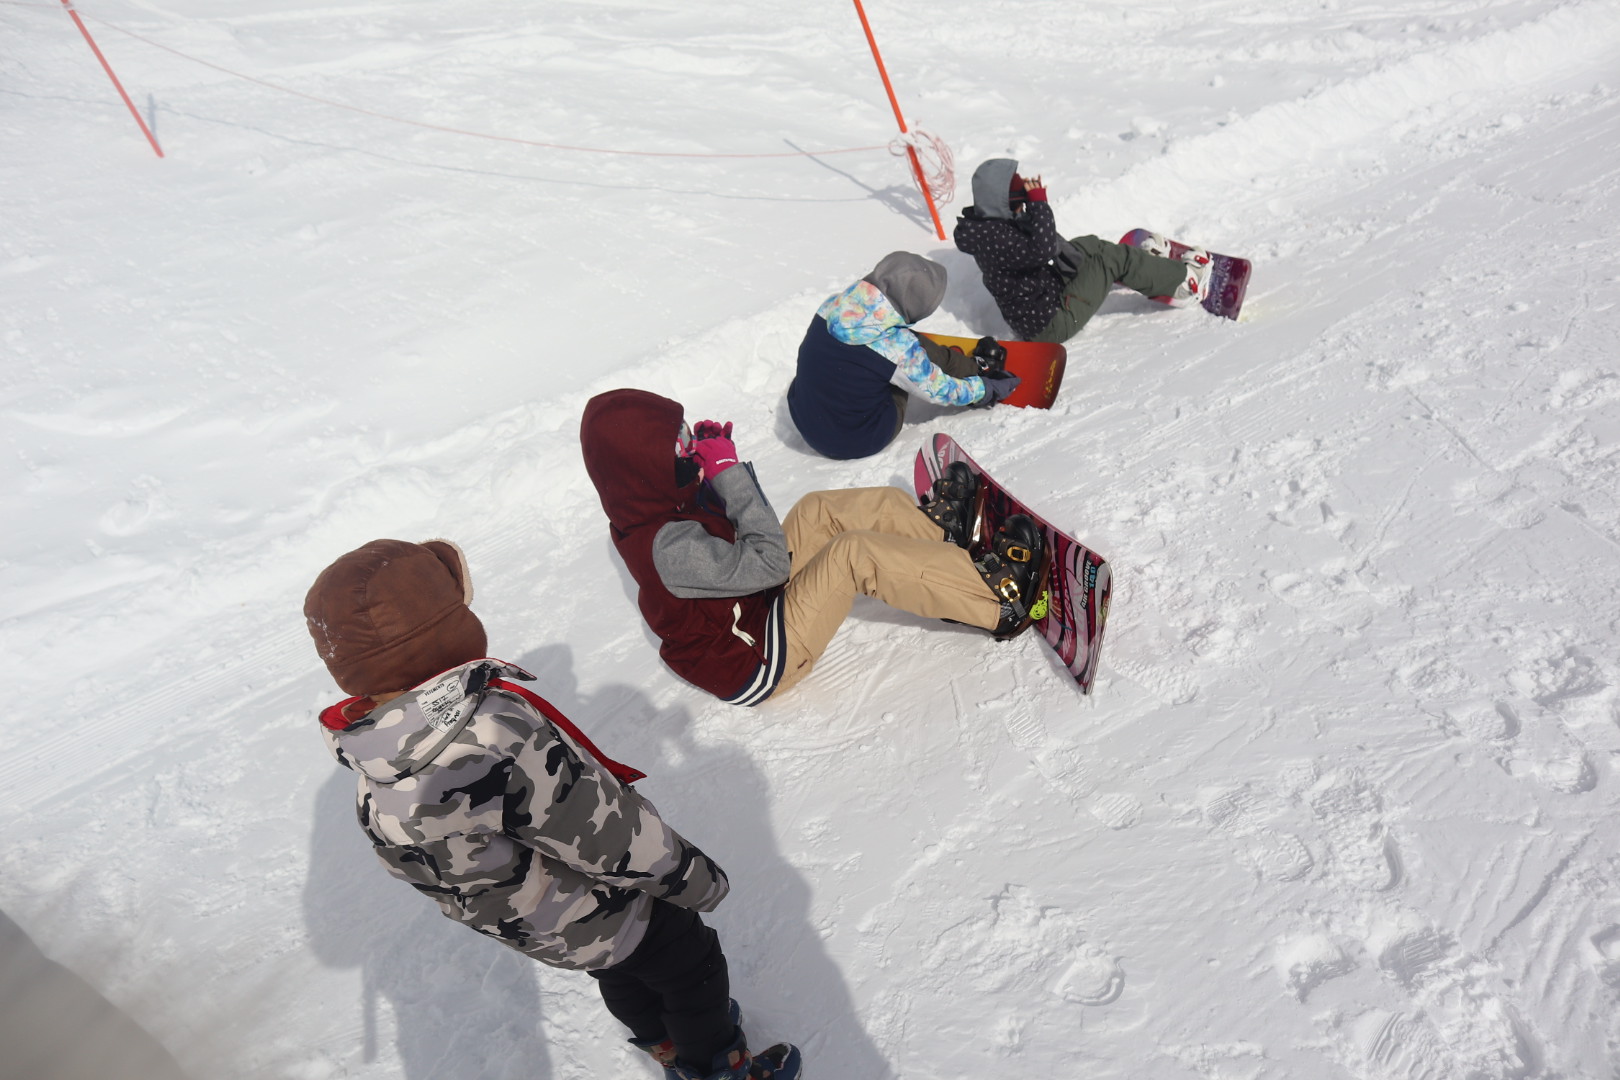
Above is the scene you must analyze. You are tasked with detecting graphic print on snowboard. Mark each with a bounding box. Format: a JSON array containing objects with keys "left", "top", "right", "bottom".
[
  {"left": 914, "top": 433, "right": 1111, "bottom": 693},
  {"left": 1118, "top": 228, "right": 1251, "bottom": 321},
  {"left": 917, "top": 332, "right": 1066, "bottom": 410}
]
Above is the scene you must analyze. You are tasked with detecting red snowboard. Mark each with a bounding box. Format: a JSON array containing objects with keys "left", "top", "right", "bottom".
[
  {"left": 914, "top": 433, "right": 1111, "bottom": 694},
  {"left": 919, "top": 332, "right": 1065, "bottom": 409},
  {"left": 1118, "top": 228, "right": 1251, "bottom": 320}
]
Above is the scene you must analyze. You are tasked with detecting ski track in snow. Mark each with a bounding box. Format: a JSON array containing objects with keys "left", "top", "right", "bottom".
[{"left": 3, "top": 0, "right": 1620, "bottom": 1077}]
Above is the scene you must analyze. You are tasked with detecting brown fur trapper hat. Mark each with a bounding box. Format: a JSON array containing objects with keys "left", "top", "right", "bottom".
[{"left": 304, "top": 538, "right": 487, "bottom": 696}]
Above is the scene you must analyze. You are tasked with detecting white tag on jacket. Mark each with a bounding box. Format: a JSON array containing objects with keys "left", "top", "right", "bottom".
[{"left": 418, "top": 672, "right": 465, "bottom": 733}]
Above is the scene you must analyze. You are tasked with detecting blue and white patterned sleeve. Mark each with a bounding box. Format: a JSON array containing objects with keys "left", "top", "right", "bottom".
[{"left": 870, "top": 331, "right": 986, "bottom": 407}]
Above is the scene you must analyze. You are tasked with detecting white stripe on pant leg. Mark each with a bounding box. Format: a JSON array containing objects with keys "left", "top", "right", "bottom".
[{"left": 724, "top": 595, "right": 785, "bottom": 706}]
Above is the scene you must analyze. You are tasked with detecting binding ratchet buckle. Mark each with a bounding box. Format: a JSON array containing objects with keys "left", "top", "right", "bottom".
[{"left": 1002, "top": 544, "right": 1034, "bottom": 564}]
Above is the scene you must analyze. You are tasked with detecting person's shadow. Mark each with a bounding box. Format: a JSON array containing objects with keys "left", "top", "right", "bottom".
[
  {"left": 303, "top": 767, "right": 551, "bottom": 1079},
  {"left": 515, "top": 644, "right": 894, "bottom": 1079}
]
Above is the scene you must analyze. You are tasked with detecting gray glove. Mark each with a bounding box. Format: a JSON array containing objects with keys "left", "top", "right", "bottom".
[{"left": 973, "top": 370, "right": 1021, "bottom": 408}]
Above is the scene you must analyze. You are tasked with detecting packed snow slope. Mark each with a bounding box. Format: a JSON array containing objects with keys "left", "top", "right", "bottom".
[{"left": 3, "top": 1, "right": 1619, "bottom": 1077}]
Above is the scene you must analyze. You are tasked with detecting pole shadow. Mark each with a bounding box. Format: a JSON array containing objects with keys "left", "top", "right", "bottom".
[{"left": 786, "top": 139, "right": 931, "bottom": 233}]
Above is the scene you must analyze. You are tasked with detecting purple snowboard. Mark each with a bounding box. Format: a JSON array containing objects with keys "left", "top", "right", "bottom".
[
  {"left": 1119, "top": 228, "right": 1251, "bottom": 320},
  {"left": 914, "top": 433, "right": 1112, "bottom": 694}
]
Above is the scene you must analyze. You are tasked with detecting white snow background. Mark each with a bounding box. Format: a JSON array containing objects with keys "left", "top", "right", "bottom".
[{"left": 3, "top": 0, "right": 1619, "bottom": 1077}]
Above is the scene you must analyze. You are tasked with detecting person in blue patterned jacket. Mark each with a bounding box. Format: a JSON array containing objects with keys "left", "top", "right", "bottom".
[{"left": 785, "top": 251, "right": 1020, "bottom": 460}]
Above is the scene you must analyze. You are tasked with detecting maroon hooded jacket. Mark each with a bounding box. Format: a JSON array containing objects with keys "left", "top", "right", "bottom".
[{"left": 580, "top": 390, "right": 785, "bottom": 702}]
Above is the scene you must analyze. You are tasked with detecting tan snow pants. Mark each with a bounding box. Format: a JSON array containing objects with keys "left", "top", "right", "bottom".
[{"left": 774, "top": 486, "right": 1001, "bottom": 694}]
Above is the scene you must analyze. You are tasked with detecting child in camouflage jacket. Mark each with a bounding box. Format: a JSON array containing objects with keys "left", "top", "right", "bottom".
[{"left": 304, "top": 538, "right": 799, "bottom": 1080}]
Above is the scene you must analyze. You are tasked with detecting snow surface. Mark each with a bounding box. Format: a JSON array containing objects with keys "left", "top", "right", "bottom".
[{"left": 3, "top": 0, "right": 1619, "bottom": 1077}]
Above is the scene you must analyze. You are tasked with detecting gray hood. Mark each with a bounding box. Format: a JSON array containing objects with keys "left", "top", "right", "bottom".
[
  {"left": 324, "top": 659, "right": 521, "bottom": 782},
  {"left": 969, "top": 158, "right": 1019, "bottom": 220},
  {"left": 862, "top": 251, "right": 946, "bottom": 323}
]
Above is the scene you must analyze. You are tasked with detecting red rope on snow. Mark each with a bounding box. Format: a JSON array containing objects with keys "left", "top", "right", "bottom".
[
  {"left": 21, "top": 0, "right": 960, "bottom": 225},
  {"left": 80, "top": 13, "right": 896, "bottom": 160}
]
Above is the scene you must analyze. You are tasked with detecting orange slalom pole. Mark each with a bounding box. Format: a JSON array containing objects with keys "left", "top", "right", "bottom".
[
  {"left": 59, "top": 0, "right": 164, "bottom": 158},
  {"left": 850, "top": 0, "right": 944, "bottom": 240}
]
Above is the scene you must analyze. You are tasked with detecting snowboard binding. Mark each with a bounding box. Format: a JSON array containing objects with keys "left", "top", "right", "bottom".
[
  {"left": 976, "top": 514, "right": 1052, "bottom": 640},
  {"left": 921, "top": 461, "right": 987, "bottom": 552},
  {"left": 971, "top": 336, "right": 1008, "bottom": 375}
]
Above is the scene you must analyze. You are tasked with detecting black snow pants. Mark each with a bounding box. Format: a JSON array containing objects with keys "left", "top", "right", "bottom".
[{"left": 590, "top": 899, "right": 736, "bottom": 1071}]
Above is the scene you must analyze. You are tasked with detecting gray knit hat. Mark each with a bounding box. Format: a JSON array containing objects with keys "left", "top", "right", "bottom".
[{"left": 862, "top": 251, "right": 947, "bottom": 324}]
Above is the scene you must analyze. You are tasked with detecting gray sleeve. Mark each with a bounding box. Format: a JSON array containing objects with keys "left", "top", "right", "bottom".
[{"left": 653, "top": 463, "right": 791, "bottom": 598}]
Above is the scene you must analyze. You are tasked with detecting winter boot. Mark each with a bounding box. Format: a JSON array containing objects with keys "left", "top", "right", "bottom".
[
  {"left": 671, "top": 1029, "right": 802, "bottom": 1080},
  {"left": 974, "top": 514, "right": 1052, "bottom": 640},
  {"left": 631, "top": 1000, "right": 742, "bottom": 1073},
  {"left": 1137, "top": 232, "right": 1174, "bottom": 259},
  {"left": 920, "top": 461, "right": 987, "bottom": 551},
  {"left": 739, "top": 1042, "right": 800, "bottom": 1080},
  {"left": 1172, "top": 247, "right": 1213, "bottom": 305},
  {"left": 632, "top": 1036, "right": 681, "bottom": 1072}
]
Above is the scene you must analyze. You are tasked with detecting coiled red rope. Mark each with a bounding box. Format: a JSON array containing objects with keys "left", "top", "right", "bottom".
[{"left": 850, "top": 0, "right": 949, "bottom": 238}]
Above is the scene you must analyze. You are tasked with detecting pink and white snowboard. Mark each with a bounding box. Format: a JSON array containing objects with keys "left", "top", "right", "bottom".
[
  {"left": 914, "top": 433, "right": 1112, "bottom": 694},
  {"left": 1119, "top": 228, "right": 1251, "bottom": 320}
]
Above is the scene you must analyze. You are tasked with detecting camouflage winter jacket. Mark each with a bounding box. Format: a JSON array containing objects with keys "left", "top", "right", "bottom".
[{"left": 320, "top": 659, "right": 730, "bottom": 970}]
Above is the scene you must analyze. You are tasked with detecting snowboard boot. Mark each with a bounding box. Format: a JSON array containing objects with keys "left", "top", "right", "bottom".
[
  {"left": 1137, "top": 232, "right": 1212, "bottom": 305},
  {"left": 670, "top": 1030, "right": 802, "bottom": 1080},
  {"left": 920, "top": 461, "right": 987, "bottom": 551},
  {"left": 631, "top": 1000, "right": 742, "bottom": 1073},
  {"left": 632, "top": 1037, "right": 680, "bottom": 1072},
  {"left": 1172, "top": 247, "right": 1213, "bottom": 305},
  {"left": 975, "top": 514, "right": 1052, "bottom": 640},
  {"left": 1137, "top": 232, "right": 1174, "bottom": 258}
]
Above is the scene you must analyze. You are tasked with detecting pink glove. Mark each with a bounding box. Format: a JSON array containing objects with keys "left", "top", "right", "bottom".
[
  {"left": 691, "top": 435, "right": 739, "bottom": 479},
  {"left": 692, "top": 419, "right": 732, "bottom": 441}
]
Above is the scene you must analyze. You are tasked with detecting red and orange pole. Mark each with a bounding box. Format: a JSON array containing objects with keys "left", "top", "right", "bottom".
[
  {"left": 850, "top": 0, "right": 944, "bottom": 240},
  {"left": 59, "top": 0, "right": 164, "bottom": 158}
]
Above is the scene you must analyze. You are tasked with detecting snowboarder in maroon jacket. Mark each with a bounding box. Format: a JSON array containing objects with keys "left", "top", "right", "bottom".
[
  {"left": 578, "top": 389, "right": 1049, "bottom": 704},
  {"left": 954, "top": 157, "right": 1211, "bottom": 343}
]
